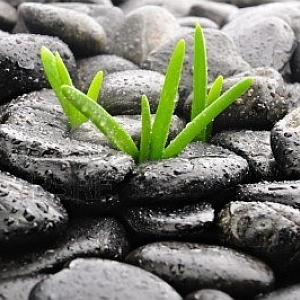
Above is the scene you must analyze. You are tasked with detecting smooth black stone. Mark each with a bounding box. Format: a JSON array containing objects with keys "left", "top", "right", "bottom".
[
  {"left": 112, "top": 5, "right": 180, "bottom": 65},
  {"left": 122, "top": 202, "right": 215, "bottom": 243},
  {"left": 184, "top": 289, "right": 234, "bottom": 300},
  {"left": 271, "top": 106, "right": 300, "bottom": 179},
  {"left": 0, "top": 275, "right": 47, "bottom": 300},
  {"left": 120, "top": 142, "right": 249, "bottom": 204},
  {"left": 0, "top": 171, "right": 68, "bottom": 251},
  {"left": 0, "top": 89, "right": 134, "bottom": 214},
  {"left": 0, "top": 217, "right": 130, "bottom": 280},
  {"left": 256, "top": 283, "right": 300, "bottom": 300},
  {"left": 77, "top": 54, "right": 139, "bottom": 91},
  {"left": 204, "top": 73, "right": 287, "bottom": 132},
  {"left": 19, "top": 3, "right": 107, "bottom": 57},
  {"left": 211, "top": 130, "right": 282, "bottom": 181},
  {"left": 233, "top": 181, "right": 300, "bottom": 209},
  {"left": 0, "top": 1, "right": 17, "bottom": 32},
  {"left": 125, "top": 241, "right": 275, "bottom": 299},
  {"left": 0, "top": 33, "right": 75, "bottom": 104},
  {"left": 29, "top": 258, "right": 183, "bottom": 300},
  {"left": 98, "top": 69, "right": 165, "bottom": 115},
  {"left": 218, "top": 201, "right": 300, "bottom": 276}
]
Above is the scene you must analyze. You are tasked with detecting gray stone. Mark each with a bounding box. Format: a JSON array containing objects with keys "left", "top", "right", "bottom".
[
  {"left": 0, "top": 217, "right": 131, "bottom": 280},
  {"left": 218, "top": 201, "right": 300, "bottom": 276},
  {"left": 120, "top": 142, "right": 249, "bottom": 204},
  {"left": 178, "top": 16, "right": 219, "bottom": 29},
  {"left": 98, "top": 70, "right": 165, "bottom": 115},
  {"left": 125, "top": 241, "right": 275, "bottom": 298},
  {"left": 0, "top": 1, "right": 17, "bottom": 31},
  {"left": 223, "top": 16, "right": 295, "bottom": 74},
  {"left": 271, "top": 106, "right": 300, "bottom": 179},
  {"left": 77, "top": 54, "right": 139, "bottom": 92},
  {"left": 0, "top": 171, "right": 68, "bottom": 251},
  {"left": 0, "top": 33, "right": 75, "bottom": 103},
  {"left": 256, "top": 283, "right": 300, "bottom": 300},
  {"left": 211, "top": 130, "right": 282, "bottom": 181},
  {"left": 188, "top": 1, "right": 238, "bottom": 26},
  {"left": 113, "top": 5, "right": 181, "bottom": 65},
  {"left": 185, "top": 289, "right": 234, "bottom": 300},
  {"left": 18, "top": 3, "right": 106, "bottom": 57},
  {"left": 29, "top": 258, "right": 183, "bottom": 300},
  {"left": 122, "top": 202, "right": 215, "bottom": 242}
]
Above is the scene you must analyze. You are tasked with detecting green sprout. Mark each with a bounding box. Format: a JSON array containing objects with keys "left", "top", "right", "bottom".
[{"left": 41, "top": 24, "right": 253, "bottom": 164}]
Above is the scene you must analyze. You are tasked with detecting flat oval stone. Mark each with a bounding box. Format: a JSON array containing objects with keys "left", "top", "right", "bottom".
[
  {"left": 0, "top": 171, "right": 68, "bottom": 251},
  {"left": 77, "top": 54, "right": 139, "bottom": 91},
  {"left": 218, "top": 201, "right": 300, "bottom": 276},
  {"left": 120, "top": 142, "right": 249, "bottom": 204},
  {"left": 18, "top": 3, "right": 106, "bottom": 57},
  {"left": 203, "top": 72, "right": 287, "bottom": 131},
  {"left": 0, "top": 217, "right": 130, "bottom": 280},
  {"left": 223, "top": 16, "right": 295, "bottom": 73},
  {"left": 185, "top": 289, "right": 234, "bottom": 300},
  {"left": 125, "top": 241, "right": 274, "bottom": 299},
  {"left": 0, "top": 33, "right": 75, "bottom": 104},
  {"left": 271, "top": 106, "right": 300, "bottom": 178},
  {"left": 29, "top": 258, "right": 182, "bottom": 300},
  {"left": 256, "top": 283, "right": 300, "bottom": 300},
  {"left": 0, "top": 89, "right": 134, "bottom": 213},
  {"left": 233, "top": 181, "right": 300, "bottom": 209},
  {"left": 188, "top": 1, "right": 238, "bottom": 26},
  {"left": 211, "top": 130, "right": 282, "bottom": 181},
  {"left": 0, "top": 275, "right": 47, "bottom": 300},
  {"left": 122, "top": 202, "right": 215, "bottom": 242},
  {"left": 113, "top": 5, "right": 181, "bottom": 65},
  {"left": 98, "top": 70, "right": 165, "bottom": 115},
  {"left": 0, "top": 1, "right": 17, "bottom": 31}
]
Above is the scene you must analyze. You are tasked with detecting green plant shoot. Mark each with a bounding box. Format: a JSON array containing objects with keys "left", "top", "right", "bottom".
[
  {"left": 61, "top": 85, "right": 139, "bottom": 161},
  {"left": 162, "top": 77, "right": 253, "bottom": 158},
  {"left": 149, "top": 39, "right": 185, "bottom": 160}
]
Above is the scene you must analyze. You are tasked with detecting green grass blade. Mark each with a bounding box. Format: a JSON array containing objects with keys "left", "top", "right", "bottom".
[
  {"left": 203, "top": 75, "right": 223, "bottom": 140},
  {"left": 163, "top": 77, "right": 253, "bottom": 158},
  {"left": 41, "top": 46, "right": 87, "bottom": 127},
  {"left": 149, "top": 39, "right": 185, "bottom": 160},
  {"left": 191, "top": 23, "right": 207, "bottom": 121},
  {"left": 139, "top": 95, "right": 152, "bottom": 163},
  {"left": 87, "top": 71, "right": 103, "bottom": 102},
  {"left": 61, "top": 85, "right": 139, "bottom": 161},
  {"left": 55, "top": 52, "right": 73, "bottom": 86}
]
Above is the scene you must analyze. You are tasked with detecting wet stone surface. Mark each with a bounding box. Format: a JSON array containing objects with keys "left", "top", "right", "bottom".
[
  {"left": 98, "top": 69, "right": 165, "bottom": 115},
  {"left": 185, "top": 289, "right": 234, "bottom": 300},
  {"left": 121, "top": 142, "right": 249, "bottom": 204},
  {"left": 218, "top": 201, "right": 300, "bottom": 277},
  {"left": 0, "top": 217, "right": 130, "bottom": 280},
  {"left": 122, "top": 202, "right": 216, "bottom": 244},
  {"left": 0, "top": 33, "right": 75, "bottom": 104},
  {"left": 0, "top": 89, "right": 134, "bottom": 213},
  {"left": 18, "top": 3, "right": 106, "bottom": 57},
  {"left": 125, "top": 241, "right": 275, "bottom": 299},
  {"left": 271, "top": 106, "right": 300, "bottom": 179},
  {"left": 29, "top": 258, "right": 183, "bottom": 300},
  {"left": 0, "top": 170, "right": 68, "bottom": 251},
  {"left": 211, "top": 130, "right": 282, "bottom": 181}
]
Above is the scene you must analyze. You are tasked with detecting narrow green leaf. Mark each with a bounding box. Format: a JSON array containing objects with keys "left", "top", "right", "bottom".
[
  {"left": 55, "top": 52, "right": 73, "bottom": 86},
  {"left": 149, "top": 39, "right": 185, "bottom": 160},
  {"left": 203, "top": 75, "right": 223, "bottom": 141},
  {"left": 61, "top": 85, "right": 139, "bottom": 161},
  {"left": 139, "top": 95, "right": 152, "bottom": 163},
  {"left": 163, "top": 77, "right": 254, "bottom": 158},
  {"left": 191, "top": 23, "right": 207, "bottom": 121},
  {"left": 41, "top": 46, "right": 87, "bottom": 127},
  {"left": 87, "top": 71, "right": 103, "bottom": 102}
]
